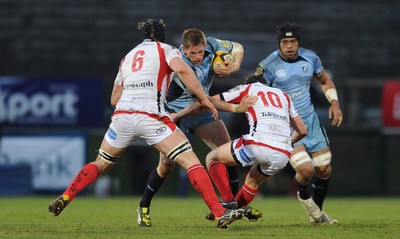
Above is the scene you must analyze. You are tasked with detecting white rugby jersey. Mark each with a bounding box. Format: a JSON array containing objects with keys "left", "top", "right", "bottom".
[
  {"left": 114, "top": 39, "right": 182, "bottom": 114},
  {"left": 221, "top": 82, "right": 298, "bottom": 151}
]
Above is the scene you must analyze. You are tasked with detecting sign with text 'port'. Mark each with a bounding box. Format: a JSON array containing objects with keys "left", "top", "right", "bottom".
[{"left": 0, "top": 76, "right": 104, "bottom": 127}]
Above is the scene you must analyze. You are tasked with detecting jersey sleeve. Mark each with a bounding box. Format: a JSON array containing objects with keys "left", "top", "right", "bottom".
[
  {"left": 301, "top": 48, "right": 324, "bottom": 75},
  {"left": 207, "top": 37, "right": 234, "bottom": 53},
  {"left": 313, "top": 55, "right": 324, "bottom": 75},
  {"left": 255, "top": 51, "right": 279, "bottom": 86},
  {"left": 164, "top": 44, "right": 183, "bottom": 64},
  {"left": 221, "top": 84, "right": 249, "bottom": 104}
]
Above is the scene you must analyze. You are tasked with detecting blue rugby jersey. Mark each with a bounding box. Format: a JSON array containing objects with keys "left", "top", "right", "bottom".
[
  {"left": 256, "top": 47, "right": 323, "bottom": 118},
  {"left": 166, "top": 37, "right": 234, "bottom": 112}
]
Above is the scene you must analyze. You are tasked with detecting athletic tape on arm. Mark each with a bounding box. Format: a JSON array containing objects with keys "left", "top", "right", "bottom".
[{"left": 325, "top": 89, "right": 338, "bottom": 103}]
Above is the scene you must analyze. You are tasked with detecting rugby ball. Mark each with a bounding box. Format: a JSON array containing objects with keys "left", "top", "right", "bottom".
[{"left": 212, "top": 51, "right": 234, "bottom": 71}]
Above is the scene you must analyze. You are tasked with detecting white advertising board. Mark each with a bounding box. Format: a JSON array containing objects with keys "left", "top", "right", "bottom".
[{"left": 0, "top": 135, "right": 86, "bottom": 190}]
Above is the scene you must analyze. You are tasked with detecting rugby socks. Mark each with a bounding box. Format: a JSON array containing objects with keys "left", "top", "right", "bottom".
[
  {"left": 235, "top": 183, "right": 258, "bottom": 207},
  {"left": 312, "top": 177, "right": 330, "bottom": 210},
  {"left": 294, "top": 178, "right": 311, "bottom": 200},
  {"left": 139, "top": 169, "right": 165, "bottom": 208},
  {"left": 62, "top": 163, "right": 100, "bottom": 202},
  {"left": 207, "top": 161, "right": 234, "bottom": 202},
  {"left": 227, "top": 166, "right": 239, "bottom": 196},
  {"left": 187, "top": 164, "right": 225, "bottom": 217}
]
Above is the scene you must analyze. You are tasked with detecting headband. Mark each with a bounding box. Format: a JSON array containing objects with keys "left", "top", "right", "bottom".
[{"left": 278, "top": 31, "right": 300, "bottom": 42}]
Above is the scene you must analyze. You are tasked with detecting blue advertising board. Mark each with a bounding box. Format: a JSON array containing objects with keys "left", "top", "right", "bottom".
[
  {"left": 0, "top": 76, "right": 104, "bottom": 127},
  {"left": 0, "top": 134, "right": 86, "bottom": 193}
]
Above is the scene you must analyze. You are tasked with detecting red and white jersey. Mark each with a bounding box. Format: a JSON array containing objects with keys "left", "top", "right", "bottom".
[
  {"left": 114, "top": 40, "right": 182, "bottom": 114},
  {"left": 221, "top": 82, "right": 298, "bottom": 152}
]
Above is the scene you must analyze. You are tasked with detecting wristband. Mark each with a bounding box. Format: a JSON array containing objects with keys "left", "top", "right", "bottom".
[
  {"left": 231, "top": 104, "right": 240, "bottom": 112},
  {"left": 325, "top": 88, "right": 338, "bottom": 103}
]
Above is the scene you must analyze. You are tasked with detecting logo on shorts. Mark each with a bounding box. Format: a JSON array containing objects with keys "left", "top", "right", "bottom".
[
  {"left": 107, "top": 128, "right": 117, "bottom": 140},
  {"left": 156, "top": 126, "right": 167, "bottom": 134}
]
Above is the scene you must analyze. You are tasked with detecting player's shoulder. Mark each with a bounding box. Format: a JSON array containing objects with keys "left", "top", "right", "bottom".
[
  {"left": 259, "top": 50, "right": 280, "bottom": 67},
  {"left": 298, "top": 47, "right": 318, "bottom": 58},
  {"left": 159, "top": 41, "right": 177, "bottom": 50},
  {"left": 206, "top": 37, "right": 233, "bottom": 52},
  {"left": 161, "top": 42, "right": 182, "bottom": 56}
]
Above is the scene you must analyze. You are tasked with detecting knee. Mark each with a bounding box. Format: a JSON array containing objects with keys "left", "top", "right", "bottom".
[
  {"left": 94, "top": 157, "right": 114, "bottom": 173},
  {"left": 205, "top": 151, "right": 214, "bottom": 166},
  {"left": 296, "top": 163, "right": 315, "bottom": 179},
  {"left": 95, "top": 149, "right": 119, "bottom": 173},
  {"left": 158, "top": 158, "right": 176, "bottom": 177},
  {"left": 315, "top": 164, "right": 332, "bottom": 179},
  {"left": 290, "top": 152, "right": 314, "bottom": 179},
  {"left": 312, "top": 151, "right": 332, "bottom": 178}
]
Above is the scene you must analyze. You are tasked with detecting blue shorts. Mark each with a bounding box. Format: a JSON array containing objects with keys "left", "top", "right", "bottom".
[
  {"left": 177, "top": 111, "right": 216, "bottom": 140},
  {"left": 294, "top": 111, "right": 329, "bottom": 153}
]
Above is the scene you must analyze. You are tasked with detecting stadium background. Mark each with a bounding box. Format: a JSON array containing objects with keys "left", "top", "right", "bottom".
[{"left": 0, "top": 0, "right": 399, "bottom": 197}]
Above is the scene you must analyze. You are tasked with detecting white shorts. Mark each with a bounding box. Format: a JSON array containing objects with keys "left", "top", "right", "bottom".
[
  {"left": 231, "top": 134, "right": 290, "bottom": 176},
  {"left": 104, "top": 110, "right": 177, "bottom": 148}
]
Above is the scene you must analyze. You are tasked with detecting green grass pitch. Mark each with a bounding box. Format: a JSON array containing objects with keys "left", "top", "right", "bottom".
[{"left": 1, "top": 196, "right": 399, "bottom": 239}]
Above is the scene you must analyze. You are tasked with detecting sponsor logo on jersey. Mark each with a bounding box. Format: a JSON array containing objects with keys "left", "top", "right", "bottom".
[
  {"left": 256, "top": 67, "right": 264, "bottom": 76},
  {"left": 217, "top": 40, "right": 230, "bottom": 50},
  {"left": 261, "top": 111, "right": 288, "bottom": 121},
  {"left": 276, "top": 69, "right": 287, "bottom": 78},
  {"left": 126, "top": 80, "right": 154, "bottom": 89},
  {"left": 302, "top": 64, "right": 308, "bottom": 72}
]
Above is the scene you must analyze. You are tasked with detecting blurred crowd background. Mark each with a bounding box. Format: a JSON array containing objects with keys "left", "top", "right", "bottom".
[{"left": 0, "top": 0, "right": 399, "bottom": 197}]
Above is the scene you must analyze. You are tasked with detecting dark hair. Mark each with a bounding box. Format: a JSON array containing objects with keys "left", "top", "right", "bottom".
[
  {"left": 276, "top": 23, "right": 301, "bottom": 43},
  {"left": 245, "top": 75, "right": 266, "bottom": 85},
  {"left": 138, "top": 18, "right": 166, "bottom": 42}
]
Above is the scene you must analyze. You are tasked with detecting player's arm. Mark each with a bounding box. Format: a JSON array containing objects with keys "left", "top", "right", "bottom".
[
  {"left": 229, "top": 42, "right": 244, "bottom": 72},
  {"left": 210, "top": 94, "right": 257, "bottom": 112},
  {"left": 169, "top": 57, "right": 218, "bottom": 120},
  {"left": 110, "top": 83, "right": 123, "bottom": 108},
  {"left": 215, "top": 42, "right": 244, "bottom": 77},
  {"left": 173, "top": 94, "right": 257, "bottom": 121},
  {"left": 290, "top": 115, "right": 307, "bottom": 144},
  {"left": 111, "top": 70, "right": 124, "bottom": 108},
  {"left": 315, "top": 70, "right": 343, "bottom": 127}
]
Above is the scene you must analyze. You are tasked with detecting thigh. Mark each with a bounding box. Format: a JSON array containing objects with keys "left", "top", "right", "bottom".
[
  {"left": 194, "top": 119, "right": 231, "bottom": 149},
  {"left": 206, "top": 141, "right": 235, "bottom": 166},
  {"left": 153, "top": 129, "right": 199, "bottom": 169},
  {"left": 295, "top": 111, "right": 329, "bottom": 153},
  {"left": 178, "top": 111, "right": 215, "bottom": 135}
]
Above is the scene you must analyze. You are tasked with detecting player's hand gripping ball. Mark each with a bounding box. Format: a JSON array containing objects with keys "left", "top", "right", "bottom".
[{"left": 212, "top": 51, "right": 234, "bottom": 71}]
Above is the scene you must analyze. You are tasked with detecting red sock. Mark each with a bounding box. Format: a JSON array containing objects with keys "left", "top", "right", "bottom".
[
  {"left": 208, "top": 160, "right": 233, "bottom": 202},
  {"left": 187, "top": 164, "right": 225, "bottom": 217},
  {"left": 62, "top": 163, "right": 100, "bottom": 202},
  {"left": 235, "top": 183, "right": 258, "bottom": 207}
]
